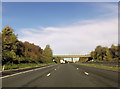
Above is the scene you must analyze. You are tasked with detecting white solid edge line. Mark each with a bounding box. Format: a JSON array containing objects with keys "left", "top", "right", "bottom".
[{"left": 0, "top": 64, "right": 57, "bottom": 79}]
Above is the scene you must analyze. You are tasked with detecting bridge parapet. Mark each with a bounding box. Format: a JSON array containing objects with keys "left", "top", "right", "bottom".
[{"left": 53, "top": 55, "right": 91, "bottom": 58}]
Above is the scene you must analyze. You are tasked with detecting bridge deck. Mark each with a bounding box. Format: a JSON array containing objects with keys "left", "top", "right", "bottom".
[{"left": 53, "top": 55, "right": 91, "bottom": 58}]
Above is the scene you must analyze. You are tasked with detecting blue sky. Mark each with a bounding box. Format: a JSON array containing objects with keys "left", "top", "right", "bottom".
[
  {"left": 2, "top": 2, "right": 117, "bottom": 32},
  {"left": 2, "top": 2, "right": 118, "bottom": 60}
]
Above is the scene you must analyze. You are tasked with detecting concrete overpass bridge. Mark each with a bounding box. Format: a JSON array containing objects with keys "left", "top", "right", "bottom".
[{"left": 53, "top": 55, "right": 91, "bottom": 62}]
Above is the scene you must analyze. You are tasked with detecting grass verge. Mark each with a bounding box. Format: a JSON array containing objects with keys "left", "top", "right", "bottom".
[
  {"left": 3, "top": 62, "right": 56, "bottom": 70},
  {"left": 76, "top": 63, "right": 119, "bottom": 71}
]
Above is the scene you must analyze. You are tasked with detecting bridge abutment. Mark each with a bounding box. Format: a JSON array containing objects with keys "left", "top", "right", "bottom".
[{"left": 71, "top": 58, "right": 73, "bottom": 62}]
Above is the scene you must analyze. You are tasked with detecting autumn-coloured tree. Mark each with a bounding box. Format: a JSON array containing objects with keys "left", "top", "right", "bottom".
[
  {"left": 90, "top": 44, "right": 119, "bottom": 62},
  {"left": 42, "top": 45, "right": 53, "bottom": 62},
  {"left": 2, "top": 26, "right": 19, "bottom": 65},
  {"left": 2, "top": 26, "right": 53, "bottom": 65}
]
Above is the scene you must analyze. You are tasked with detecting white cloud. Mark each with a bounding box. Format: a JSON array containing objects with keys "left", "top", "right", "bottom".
[{"left": 19, "top": 18, "right": 118, "bottom": 55}]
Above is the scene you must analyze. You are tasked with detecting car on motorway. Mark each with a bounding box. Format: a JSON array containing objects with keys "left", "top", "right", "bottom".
[{"left": 60, "top": 60, "right": 65, "bottom": 64}]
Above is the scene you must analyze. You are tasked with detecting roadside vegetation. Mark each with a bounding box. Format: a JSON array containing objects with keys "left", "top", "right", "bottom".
[
  {"left": 3, "top": 62, "right": 55, "bottom": 70},
  {"left": 79, "top": 44, "right": 120, "bottom": 62},
  {"left": 0, "top": 26, "right": 120, "bottom": 70},
  {"left": 78, "top": 44, "right": 120, "bottom": 71},
  {"left": 1, "top": 26, "right": 59, "bottom": 70},
  {"left": 90, "top": 45, "right": 120, "bottom": 62}
]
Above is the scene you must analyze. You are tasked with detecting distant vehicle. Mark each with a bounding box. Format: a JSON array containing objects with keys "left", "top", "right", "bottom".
[{"left": 60, "top": 60, "right": 65, "bottom": 64}]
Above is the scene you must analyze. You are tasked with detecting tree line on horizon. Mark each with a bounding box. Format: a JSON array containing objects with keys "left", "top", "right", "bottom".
[
  {"left": 1, "top": 26, "right": 53, "bottom": 65},
  {"left": 90, "top": 44, "right": 120, "bottom": 62},
  {"left": 0, "top": 26, "right": 120, "bottom": 66}
]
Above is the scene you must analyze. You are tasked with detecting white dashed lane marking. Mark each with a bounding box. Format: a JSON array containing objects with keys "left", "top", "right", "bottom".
[
  {"left": 47, "top": 73, "right": 51, "bottom": 77},
  {"left": 84, "top": 72, "right": 89, "bottom": 75},
  {"left": 54, "top": 69, "right": 56, "bottom": 70}
]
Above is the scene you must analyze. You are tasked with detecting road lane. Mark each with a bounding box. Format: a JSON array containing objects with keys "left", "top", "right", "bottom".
[
  {"left": 2, "top": 64, "right": 56, "bottom": 77},
  {"left": 2, "top": 63, "right": 119, "bottom": 87},
  {"left": 24, "top": 64, "right": 96, "bottom": 87},
  {"left": 72, "top": 63, "right": 119, "bottom": 86},
  {"left": 2, "top": 64, "right": 58, "bottom": 87}
]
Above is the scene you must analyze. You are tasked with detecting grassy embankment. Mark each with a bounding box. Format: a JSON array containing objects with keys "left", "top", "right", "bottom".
[
  {"left": 76, "top": 62, "right": 119, "bottom": 71},
  {"left": 2, "top": 62, "right": 56, "bottom": 70}
]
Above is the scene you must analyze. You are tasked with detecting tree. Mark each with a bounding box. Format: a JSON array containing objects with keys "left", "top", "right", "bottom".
[
  {"left": 2, "top": 26, "right": 18, "bottom": 65},
  {"left": 0, "top": 33, "right": 2, "bottom": 64},
  {"left": 105, "top": 48, "right": 112, "bottom": 61},
  {"left": 2, "top": 26, "right": 54, "bottom": 65},
  {"left": 42, "top": 45, "right": 53, "bottom": 62},
  {"left": 90, "top": 44, "right": 119, "bottom": 62}
]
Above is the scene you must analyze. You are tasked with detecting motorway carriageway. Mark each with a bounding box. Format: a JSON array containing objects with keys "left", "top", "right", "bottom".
[{"left": 1, "top": 63, "right": 119, "bottom": 87}]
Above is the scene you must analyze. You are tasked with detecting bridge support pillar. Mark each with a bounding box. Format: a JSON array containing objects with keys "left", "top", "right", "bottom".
[
  {"left": 71, "top": 58, "right": 73, "bottom": 62},
  {"left": 79, "top": 57, "right": 80, "bottom": 61}
]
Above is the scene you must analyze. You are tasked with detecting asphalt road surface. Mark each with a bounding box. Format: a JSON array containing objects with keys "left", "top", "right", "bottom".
[{"left": 2, "top": 63, "right": 119, "bottom": 87}]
